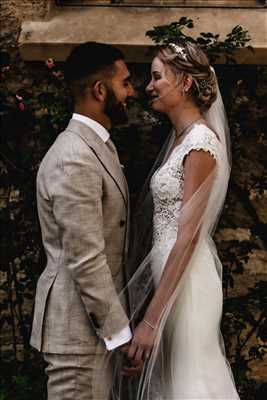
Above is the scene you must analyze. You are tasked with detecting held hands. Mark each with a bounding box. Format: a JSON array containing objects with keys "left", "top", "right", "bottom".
[
  {"left": 121, "top": 319, "right": 158, "bottom": 377},
  {"left": 120, "top": 342, "right": 144, "bottom": 377},
  {"left": 128, "top": 319, "right": 157, "bottom": 362}
]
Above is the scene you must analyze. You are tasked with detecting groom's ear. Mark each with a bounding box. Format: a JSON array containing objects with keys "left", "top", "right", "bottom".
[{"left": 92, "top": 80, "right": 107, "bottom": 103}]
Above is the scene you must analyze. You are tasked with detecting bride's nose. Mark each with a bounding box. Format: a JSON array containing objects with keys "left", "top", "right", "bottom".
[{"left": 146, "top": 80, "right": 154, "bottom": 93}]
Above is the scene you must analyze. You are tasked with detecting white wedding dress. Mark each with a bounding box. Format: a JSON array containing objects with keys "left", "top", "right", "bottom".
[{"left": 150, "top": 123, "right": 240, "bottom": 400}]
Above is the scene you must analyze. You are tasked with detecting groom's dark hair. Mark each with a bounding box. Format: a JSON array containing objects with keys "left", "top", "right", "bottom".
[{"left": 64, "top": 42, "right": 125, "bottom": 99}]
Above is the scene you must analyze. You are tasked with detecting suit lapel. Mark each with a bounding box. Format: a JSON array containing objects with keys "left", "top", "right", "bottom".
[{"left": 66, "top": 119, "right": 128, "bottom": 205}]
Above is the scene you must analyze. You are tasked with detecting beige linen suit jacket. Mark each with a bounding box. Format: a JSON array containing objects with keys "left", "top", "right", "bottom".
[{"left": 30, "top": 119, "right": 130, "bottom": 354}]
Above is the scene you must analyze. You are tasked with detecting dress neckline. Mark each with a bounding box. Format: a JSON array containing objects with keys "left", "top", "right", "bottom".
[
  {"left": 151, "top": 122, "right": 220, "bottom": 184},
  {"left": 162, "top": 122, "right": 207, "bottom": 167},
  {"left": 159, "top": 122, "right": 221, "bottom": 173}
]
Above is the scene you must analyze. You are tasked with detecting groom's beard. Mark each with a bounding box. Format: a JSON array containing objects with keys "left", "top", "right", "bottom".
[{"left": 104, "top": 87, "right": 128, "bottom": 126}]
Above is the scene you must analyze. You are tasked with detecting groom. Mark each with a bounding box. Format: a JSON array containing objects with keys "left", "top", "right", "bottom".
[{"left": 30, "top": 42, "right": 135, "bottom": 399}]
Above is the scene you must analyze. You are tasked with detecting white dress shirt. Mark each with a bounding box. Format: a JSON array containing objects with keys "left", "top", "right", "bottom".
[{"left": 72, "top": 113, "right": 132, "bottom": 351}]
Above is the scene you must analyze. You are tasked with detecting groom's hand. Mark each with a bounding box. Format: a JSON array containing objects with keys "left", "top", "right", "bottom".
[
  {"left": 119, "top": 343, "right": 130, "bottom": 354},
  {"left": 121, "top": 358, "right": 144, "bottom": 378},
  {"left": 119, "top": 342, "right": 144, "bottom": 377}
]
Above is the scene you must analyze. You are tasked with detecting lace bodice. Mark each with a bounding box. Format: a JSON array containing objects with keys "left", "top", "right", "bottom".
[{"left": 150, "top": 124, "right": 220, "bottom": 259}]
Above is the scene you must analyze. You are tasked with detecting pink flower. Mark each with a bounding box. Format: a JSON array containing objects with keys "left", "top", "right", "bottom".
[
  {"left": 16, "top": 94, "right": 23, "bottom": 102},
  {"left": 45, "top": 58, "right": 55, "bottom": 69},
  {"left": 1, "top": 66, "right": 10, "bottom": 72},
  {"left": 18, "top": 102, "right": 25, "bottom": 112}
]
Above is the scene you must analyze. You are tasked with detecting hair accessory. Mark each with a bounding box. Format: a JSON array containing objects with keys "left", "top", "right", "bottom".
[
  {"left": 199, "top": 79, "right": 210, "bottom": 90},
  {"left": 198, "top": 75, "right": 214, "bottom": 90},
  {"left": 169, "top": 43, "right": 187, "bottom": 60}
]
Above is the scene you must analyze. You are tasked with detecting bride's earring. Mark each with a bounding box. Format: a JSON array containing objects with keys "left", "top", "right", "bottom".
[{"left": 182, "top": 84, "right": 189, "bottom": 96}]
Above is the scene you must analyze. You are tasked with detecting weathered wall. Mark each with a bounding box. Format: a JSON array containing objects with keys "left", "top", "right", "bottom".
[{"left": 1, "top": 0, "right": 49, "bottom": 48}]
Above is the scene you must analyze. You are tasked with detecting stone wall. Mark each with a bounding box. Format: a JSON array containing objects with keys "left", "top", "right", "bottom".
[{"left": 1, "top": 0, "right": 49, "bottom": 49}]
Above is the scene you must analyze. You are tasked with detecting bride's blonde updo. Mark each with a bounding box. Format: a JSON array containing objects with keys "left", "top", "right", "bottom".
[{"left": 156, "top": 41, "right": 217, "bottom": 111}]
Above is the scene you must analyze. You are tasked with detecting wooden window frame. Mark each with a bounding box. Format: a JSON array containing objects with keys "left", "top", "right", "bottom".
[{"left": 55, "top": 0, "right": 267, "bottom": 8}]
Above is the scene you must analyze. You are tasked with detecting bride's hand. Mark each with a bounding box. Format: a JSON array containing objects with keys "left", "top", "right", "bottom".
[{"left": 128, "top": 320, "right": 157, "bottom": 362}]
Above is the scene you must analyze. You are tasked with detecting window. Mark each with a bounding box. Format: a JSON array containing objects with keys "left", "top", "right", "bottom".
[
  {"left": 19, "top": 0, "right": 266, "bottom": 63},
  {"left": 55, "top": 0, "right": 266, "bottom": 7}
]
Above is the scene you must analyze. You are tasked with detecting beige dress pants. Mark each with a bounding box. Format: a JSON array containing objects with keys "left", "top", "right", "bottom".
[{"left": 43, "top": 353, "right": 112, "bottom": 400}]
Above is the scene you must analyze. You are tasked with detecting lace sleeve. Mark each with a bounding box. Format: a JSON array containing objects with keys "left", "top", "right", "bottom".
[{"left": 181, "top": 124, "right": 220, "bottom": 163}]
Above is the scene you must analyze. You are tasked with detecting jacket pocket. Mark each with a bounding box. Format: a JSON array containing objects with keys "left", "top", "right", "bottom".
[{"left": 31, "top": 271, "right": 58, "bottom": 351}]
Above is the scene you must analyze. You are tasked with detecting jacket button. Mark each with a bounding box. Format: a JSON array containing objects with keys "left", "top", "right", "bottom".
[{"left": 119, "top": 220, "right": 126, "bottom": 227}]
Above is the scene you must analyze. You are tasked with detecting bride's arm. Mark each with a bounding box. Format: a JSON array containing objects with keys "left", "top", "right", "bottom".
[{"left": 128, "top": 149, "right": 216, "bottom": 362}]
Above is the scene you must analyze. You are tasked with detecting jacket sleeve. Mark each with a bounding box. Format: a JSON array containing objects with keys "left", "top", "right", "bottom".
[{"left": 50, "top": 149, "right": 129, "bottom": 339}]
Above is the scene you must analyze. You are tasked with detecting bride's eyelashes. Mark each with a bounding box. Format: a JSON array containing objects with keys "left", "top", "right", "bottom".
[{"left": 152, "top": 71, "right": 162, "bottom": 81}]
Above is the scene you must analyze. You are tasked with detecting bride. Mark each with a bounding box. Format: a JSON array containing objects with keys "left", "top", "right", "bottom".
[
  {"left": 121, "top": 41, "right": 240, "bottom": 400},
  {"left": 94, "top": 40, "right": 241, "bottom": 399}
]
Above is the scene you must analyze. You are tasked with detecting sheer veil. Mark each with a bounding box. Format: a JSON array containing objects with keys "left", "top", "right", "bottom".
[{"left": 93, "top": 68, "right": 233, "bottom": 400}]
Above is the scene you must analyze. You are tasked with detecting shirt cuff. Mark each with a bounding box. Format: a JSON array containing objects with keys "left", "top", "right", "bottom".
[{"left": 103, "top": 325, "right": 132, "bottom": 351}]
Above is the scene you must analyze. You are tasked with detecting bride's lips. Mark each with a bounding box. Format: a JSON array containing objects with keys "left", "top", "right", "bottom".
[{"left": 149, "top": 95, "right": 159, "bottom": 103}]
